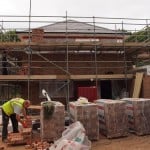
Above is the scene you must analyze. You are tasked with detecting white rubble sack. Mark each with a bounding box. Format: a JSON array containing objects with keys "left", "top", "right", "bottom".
[{"left": 49, "top": 121, "right": 91, "bottom": 150}]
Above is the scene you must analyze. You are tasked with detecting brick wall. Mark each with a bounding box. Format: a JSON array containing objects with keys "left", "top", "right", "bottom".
[
  {"left": 18, "top": 53, "right": 129, "bottom": 75},
  {"left": 21, "top": 82, "right": 40, "bottom": 105}
]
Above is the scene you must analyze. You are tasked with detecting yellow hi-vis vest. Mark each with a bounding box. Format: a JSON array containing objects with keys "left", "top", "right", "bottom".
[{"left": 2, "top": 98, "right": 25, "bottom": 116}]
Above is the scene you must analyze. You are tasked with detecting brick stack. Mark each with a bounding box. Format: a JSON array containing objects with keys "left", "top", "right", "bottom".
[
  {"left": 7, "top": 133, "right": 24, "bottom": 145},
  {"left": 40, "top": 101, "right": 65, "bottom": 141},
  {"left": 69, "top": 101, "right": 99, "bottom": 140},
  {"left": 21, "top": 128, "right": 32, "bottom": 143},
  {"left": 32, "top": 28, "right": 44, "bottom": 42},
  {"left": 122, "top": 98, "right": 150, "bottom": 135},
  {"left": 95, "top": 99, "right": 128, "bottom": 138},
  {"left": 7, "top": 128, "right": 32, "bottom": 145}
]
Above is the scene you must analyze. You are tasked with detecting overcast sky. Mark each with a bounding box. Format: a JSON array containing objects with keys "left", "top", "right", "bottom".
[
  {"left": 0, "top": 0, "right": 149, "bottom": 31},
  {"left": 0, "top": 0, "right": 149, "bottom": 18}
]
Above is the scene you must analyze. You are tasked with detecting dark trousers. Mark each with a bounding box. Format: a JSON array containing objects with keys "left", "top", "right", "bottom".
[{"left": 2, "top": 109, "right": 19, "bottom": 140}]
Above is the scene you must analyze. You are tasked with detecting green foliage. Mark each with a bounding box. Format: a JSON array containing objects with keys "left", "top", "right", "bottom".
[
  {"left": 0, "top": 30, "right": 20, "bottom": 42},
  {"left": 136, "top": 60, "right": 150, "bottom": 67},
  {"left": 125, "top": 26, "right": 150, "bottom": 42}
]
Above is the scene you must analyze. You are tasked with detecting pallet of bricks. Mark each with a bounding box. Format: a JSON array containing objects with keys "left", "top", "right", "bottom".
[
  {"left": 69, "top": 101, "right": 99, "bottom": 140},
  {"left": 121, "top": 98, "right": 150, "bottom": 135},
  {"left": 95, "top": 99, "right": 128, "bottom": 138},
  {"left": 40, "top": 101, "right": 65, "bottom": 142}
]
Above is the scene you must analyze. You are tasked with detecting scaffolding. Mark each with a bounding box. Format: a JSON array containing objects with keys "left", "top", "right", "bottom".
[{"left": 0, "top": 15, "right": 150, "bottom": 106}]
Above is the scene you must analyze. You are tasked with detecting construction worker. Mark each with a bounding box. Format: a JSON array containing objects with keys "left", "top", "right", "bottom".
[{"left": 1, "top": 98, "right": 31, "bottom": 142}]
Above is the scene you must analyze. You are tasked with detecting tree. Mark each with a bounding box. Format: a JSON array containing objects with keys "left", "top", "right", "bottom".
[
  {"left": 125, "top": 26, "right": 150, "bottom": 42},
  {"left": 0, "top": 30, "right": 20, "bottom": 42}
]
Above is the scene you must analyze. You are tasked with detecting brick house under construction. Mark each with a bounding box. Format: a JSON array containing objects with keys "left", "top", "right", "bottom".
[{"left": 0, "top": 19, "right": 149, "bottom": 105}]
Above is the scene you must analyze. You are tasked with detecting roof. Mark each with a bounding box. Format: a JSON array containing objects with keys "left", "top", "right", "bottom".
[{"left": 38, "top": 20, "right": 120, "bottom": 34}]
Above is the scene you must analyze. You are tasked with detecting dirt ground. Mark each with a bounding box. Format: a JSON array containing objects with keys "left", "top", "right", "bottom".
[
  {"left": 1, "top": 133, "right": 150, "bottom": 150},
  {"left": 92, "top": 134, "right": 150, "bottom": 150}
]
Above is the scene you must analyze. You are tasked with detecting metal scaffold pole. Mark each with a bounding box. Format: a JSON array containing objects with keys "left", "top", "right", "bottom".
[
  {"left": 27, "top": 0, "right": 32, "bottom": 100},
  {"left": 93, "top": 16, "right": 98, "bottom": 97},
  {"left": 65, "top": 11, "right": 71, "bottom": 116},
  {"left": 122, "top": 21, "right": 128, "bottom": 96}
]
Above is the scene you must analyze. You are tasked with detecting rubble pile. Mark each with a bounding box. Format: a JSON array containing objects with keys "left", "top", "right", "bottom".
[{"left": 25, "top": 141, "right": 51, "bottom": 150}]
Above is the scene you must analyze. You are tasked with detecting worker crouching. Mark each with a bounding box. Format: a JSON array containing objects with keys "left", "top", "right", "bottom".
[{"left": 1, "top": 98, "right": 31, "bottom": 143}]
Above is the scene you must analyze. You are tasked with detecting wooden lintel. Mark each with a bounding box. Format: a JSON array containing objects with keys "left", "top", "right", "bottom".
[
  {"left": 0, "top": 75, "right": 66, "bottom": 80},
  {"left": 0, "top": 74, "right": 133, "bottom": 81},
  {"left": 71, "top": 74, "right": 133, "bottom": 80}
]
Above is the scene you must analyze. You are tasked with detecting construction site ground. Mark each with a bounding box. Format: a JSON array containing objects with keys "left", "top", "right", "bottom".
[{"left": 1, "top": 133, "right": 150, "bottom": 150}]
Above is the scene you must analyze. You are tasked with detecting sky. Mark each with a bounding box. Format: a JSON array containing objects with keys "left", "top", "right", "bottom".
[
  {"left": 0, "top": 0, "right": 149, "bottom": 18},
  {"left": 0, "top": 0, "right": 149, "bottom": 31}
]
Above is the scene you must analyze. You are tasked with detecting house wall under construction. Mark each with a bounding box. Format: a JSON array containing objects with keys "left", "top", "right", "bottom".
[{"left": 0, "top": 17, "right": 150, "bottom": 106}]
